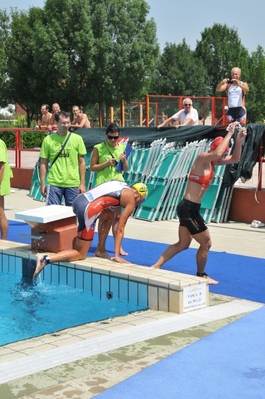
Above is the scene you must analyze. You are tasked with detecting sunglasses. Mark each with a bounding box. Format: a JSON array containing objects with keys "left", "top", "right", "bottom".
[
  {"left": 184, "top": 104, "right": 192, "bottom": 106},
  {"left": 107, "top": 134, "right": 119, "bottom": 140}
]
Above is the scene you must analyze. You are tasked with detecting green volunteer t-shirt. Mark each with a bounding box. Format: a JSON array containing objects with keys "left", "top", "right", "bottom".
[
  {"left": 40, "top": 132, "right": 87, "bottom": 187},
  {"left": 93, "top": 141, "right": 126, "bottom": 186}
]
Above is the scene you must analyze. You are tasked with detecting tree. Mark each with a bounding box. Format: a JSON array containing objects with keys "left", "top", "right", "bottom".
[
  {"left": 194, "top": 23, "right": 250, "bottom": 95},
  {"left": 4, "top": 7, "right": 45, "bottom": 126},
  {"left": 150, "top": 40, "right": 209, "bottom": 96},
  {"left": 31, "top": 0, "right": 95, "bottom": 110},
  {"left": 2, "top": 0, "right": 159, "bottom": 126},
  {"left": 246, "top": 46, "right": 265, "bottom": 123},
  {"left": 86, "top": 0, "right": 159, "bottom": 124},
  {"left": 0, "top": 10, "right": 10, "bottom": 108}
]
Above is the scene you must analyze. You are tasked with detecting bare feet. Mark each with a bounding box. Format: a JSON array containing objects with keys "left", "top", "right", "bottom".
[
  {"left": 197, "top": 274, "right": 219, "bottom": 284},
  {"left": 95, "top": 249, "right": 112, "bottom": 260},
  {"left": 206, "top": 276, "right": 219, "bottom": 285},
  {"left": 150, "top": 265, "right": 161, "bottom": 269},
  {"left": 120, "top": 248, "right": 128, "bottom": 256},
  {"left": 196, "top": 272, "right": 219, "bottom": 285},
  {"left": 112, "top": 255, "right": 131, "bottom": 264}
]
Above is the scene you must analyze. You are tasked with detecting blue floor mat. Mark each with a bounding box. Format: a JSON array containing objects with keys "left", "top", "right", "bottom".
[{"left": 95, "top": 305, "right": 265, "bottom": 399}]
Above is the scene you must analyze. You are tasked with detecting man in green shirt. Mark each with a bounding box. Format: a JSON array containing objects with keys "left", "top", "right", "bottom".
[{"left": 39, "top": 111, "right": 87, "bottom": 206}]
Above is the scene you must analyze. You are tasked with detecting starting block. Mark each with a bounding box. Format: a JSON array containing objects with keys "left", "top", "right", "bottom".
[{"left": 15, "top": 205, "right": 77, "bottom": 253}]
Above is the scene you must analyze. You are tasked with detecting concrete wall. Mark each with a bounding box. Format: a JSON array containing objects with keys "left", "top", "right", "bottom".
[
  {"left": 228, "top": 187, "right": 265, "bottom": 223},
  {"left": 11, "top": 168, "right": 33, "bottom": 190}
]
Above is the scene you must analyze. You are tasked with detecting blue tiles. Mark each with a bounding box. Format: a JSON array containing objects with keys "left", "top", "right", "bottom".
[
  {"left": 0, "top": 254, "right": 23, "bottom": 276},
  {"left": 76, "top": 269, "right": 84, "bottom": 290},
  {"left": 138, "top": 283, "right": 148, "bottom": 307},
  {"left": 0, "top": 253, "right": 148, "bottom": 309}
]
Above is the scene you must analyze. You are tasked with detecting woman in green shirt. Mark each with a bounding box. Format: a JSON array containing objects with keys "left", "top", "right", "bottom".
[{"left": 90, "top": 123, "right": 129, "bottom": 258}]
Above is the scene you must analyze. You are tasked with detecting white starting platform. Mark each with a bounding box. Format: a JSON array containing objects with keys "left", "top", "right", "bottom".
[{"left": 15, "top": 205, "right": 77, "bottom": 252}]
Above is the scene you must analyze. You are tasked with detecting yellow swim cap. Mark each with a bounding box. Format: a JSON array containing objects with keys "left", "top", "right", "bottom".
[{"left": 131, "top": 182, "right": 148, "bottom": 200}]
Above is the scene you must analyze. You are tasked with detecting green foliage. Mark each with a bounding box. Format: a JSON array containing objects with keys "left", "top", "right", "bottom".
[
  {"left": 1, "top": 3, "right": 265, "bottom": 125},
  {"left": 0, "top": 10, "right": 10, "bottom": 107},
  {"left": 0, "top": 128, "right": 46, "bottom": 148},
  {"left": 194, "top": 23, "right": 250, "bottom": 95},
  {"left": 0, "top": 0, "right": 159, "bottom": 127},
  {"left": 150, "top": 41, "right": 209, "bottom": 96},
  {"left": 14, "top": 114, "right": 27, "bottom": 128},
  {"left": 246, "top": 46, "right": 265, "bottom": 122},
  {"left": 86, "top": 0, "right": 159, "bottom": 109},
  {"left": 21, "top": 130, "right": 47, "bottom": 148},
  {"left": 0, "top": 131, "right": 15, "bottom": 147}
]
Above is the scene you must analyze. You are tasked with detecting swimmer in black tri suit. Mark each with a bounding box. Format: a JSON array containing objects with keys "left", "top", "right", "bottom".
[
  {"left": 33, "top": 180, "right": 148, "bottom": 280},
  {"left": 151, "top": 122, "right": 247, "bottom": 284}
]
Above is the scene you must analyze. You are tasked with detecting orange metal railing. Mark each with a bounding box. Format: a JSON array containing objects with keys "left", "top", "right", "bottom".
[{"left": 0, "top": 127, "right": 43, "bottom": 168}]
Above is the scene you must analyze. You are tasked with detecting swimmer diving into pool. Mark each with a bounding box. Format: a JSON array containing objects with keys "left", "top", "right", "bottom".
[
  {"left": 33, "top": 180, "right": 148, "bottom": 280},
  {"left": 151, "top": 121, "right": 247, "bottom": 284}
]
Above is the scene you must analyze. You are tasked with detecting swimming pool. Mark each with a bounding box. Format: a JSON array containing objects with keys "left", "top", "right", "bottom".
[
  {"left": 0, "top": 253, "right": 148, "bottom": 346},
  {"left": 0, "top": 240, "right": 208, "bottom": 347}
]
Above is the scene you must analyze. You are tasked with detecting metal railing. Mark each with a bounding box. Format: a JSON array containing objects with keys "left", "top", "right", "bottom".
[{"left": 0, "top": 127, "right": 41, "bottom": 168}]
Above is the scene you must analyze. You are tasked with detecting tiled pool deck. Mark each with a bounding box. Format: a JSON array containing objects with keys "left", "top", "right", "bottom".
[{"left": 0, "top": 189, "right": 264, "bottom": 398}]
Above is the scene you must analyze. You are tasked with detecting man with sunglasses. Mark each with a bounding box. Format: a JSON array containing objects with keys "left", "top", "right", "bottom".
[{"left": 157, "top": 98, "right": 198, "bottom": 129}]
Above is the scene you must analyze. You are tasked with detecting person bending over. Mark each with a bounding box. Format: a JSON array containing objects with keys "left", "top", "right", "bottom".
[{"left": 33, "top": 180, "right": 148, "bottom": 280}]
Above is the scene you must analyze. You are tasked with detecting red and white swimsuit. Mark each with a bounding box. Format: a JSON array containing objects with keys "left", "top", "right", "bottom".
[{"left": 72, "top": 180, "right": 130, "bottom": 240}]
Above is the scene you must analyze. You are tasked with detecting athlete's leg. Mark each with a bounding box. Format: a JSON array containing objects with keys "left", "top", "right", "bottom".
[
  {"left": 151, "top": 225, "right": 192, "bottom": 269},
  {"left": 34, "top": 238, "right": 92, "bottom": 280},
  {"left": 192, "top": 230, "right": 218, "bottom": 284},
  {"left": 95, "top": 209, "right": 115, "bottom": 259},
  {"left": 111, "top": 207, "right": 128, "bottom": 256}
]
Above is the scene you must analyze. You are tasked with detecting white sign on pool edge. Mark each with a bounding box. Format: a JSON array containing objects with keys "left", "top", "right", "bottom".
[{"left": 183, "top": 284, "right": 207, "bottom": 312}]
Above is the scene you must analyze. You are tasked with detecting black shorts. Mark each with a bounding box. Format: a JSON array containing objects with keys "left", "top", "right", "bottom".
[
  {"left": 177, "top": 199, "right": 207, "bottom": 235},
  {"left": 227, "top": 106, "right": 246, "bottom": 122}
]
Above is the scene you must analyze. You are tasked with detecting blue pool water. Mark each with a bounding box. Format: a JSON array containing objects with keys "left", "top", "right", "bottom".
[{"left": 0, "top": 271, "right": 147, "bottom": 346}]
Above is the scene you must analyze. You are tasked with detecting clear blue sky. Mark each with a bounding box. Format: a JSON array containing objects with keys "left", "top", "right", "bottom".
[{"left": 1, "top": 0, "right": 264, "bottom": 53}]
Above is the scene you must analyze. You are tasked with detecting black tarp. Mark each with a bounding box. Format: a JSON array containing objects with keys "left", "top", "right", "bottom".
[
  {"left": 76, "top": 125, "right": 222, "bottom": 153},
  {"left": 76, "top": 123, "right": 265, "bottom": 187}
]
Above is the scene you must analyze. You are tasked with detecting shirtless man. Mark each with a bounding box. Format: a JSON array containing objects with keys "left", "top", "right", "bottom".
[
  {"left": 33, "top": 180, "right": 148, "bottom": 280},
  {"left": 70, "top": 105, "right": 91, "bottom": 129},
  {"left": 151, "top": 121, "right": 247, "bottom": 284},
  {"left": 47, "top": 103, "right": 61, "bottom": 131},
  {"left": 36, "top": 104, "right": 53, "bottom": 128}
]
